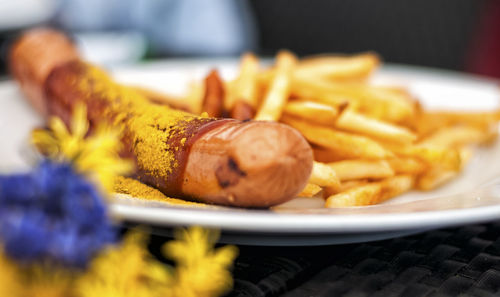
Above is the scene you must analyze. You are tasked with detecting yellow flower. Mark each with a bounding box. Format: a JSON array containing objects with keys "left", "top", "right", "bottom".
[
  {"left": 0, "top": 247, "right": 22, "bottom": 297},
  {"left": 20, "top": 264, "right": 77, "bottom": 297},
  {"left": 76, "top": 227, "right": 237, "bottom": 297},
  {"left": 0, "top": 248, "right": 76, "bottom": 297},
  {"left": 76, "top": 230, "right": 173, "bottom": 297},
  {"left": 31, "top": 103, "right": 133, "bottom": 193},
  {"left": 163, "top": 227, "right": 238, "bottom": 297}
]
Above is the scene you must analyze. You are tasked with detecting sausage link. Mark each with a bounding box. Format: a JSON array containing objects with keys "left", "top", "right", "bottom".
[{"left": 10, "top": 29, "right": 313, "bottom": 207}]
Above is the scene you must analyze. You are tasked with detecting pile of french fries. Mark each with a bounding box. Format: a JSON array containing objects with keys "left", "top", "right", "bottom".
[{"left": 145, "top": 51, "right": 500, "bottom": 208}]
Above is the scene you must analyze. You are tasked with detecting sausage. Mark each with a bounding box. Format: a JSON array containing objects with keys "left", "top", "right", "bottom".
[
  {"left": 201, "top": 69, "right": 226, "bottom": 118},
  {"left": 9, "top": 28, "right": 79, "bottom": 118},
  {"left": 231, "top": 100, "right": 255, "bottom": 121},
  {"left": 9, "top": 28, "right": 313, "bottom": 208}
]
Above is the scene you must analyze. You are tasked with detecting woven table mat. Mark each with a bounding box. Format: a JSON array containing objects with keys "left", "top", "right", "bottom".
[{"left": 227, "top": 222, "right": 500, "bottom": 297}]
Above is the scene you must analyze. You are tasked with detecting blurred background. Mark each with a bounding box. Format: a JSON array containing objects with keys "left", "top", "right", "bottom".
[{"left": 0, "top": 0, "right": 499, "bottom": 78}]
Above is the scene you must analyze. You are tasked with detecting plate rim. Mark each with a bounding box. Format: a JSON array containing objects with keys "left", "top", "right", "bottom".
[{"left": 111, "top": 201, "right": 500, "bottom": 234}]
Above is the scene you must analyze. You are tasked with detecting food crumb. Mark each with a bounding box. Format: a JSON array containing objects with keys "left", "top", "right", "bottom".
[{"left": 114, "top": 176, "right": 206, "bottom": 206}]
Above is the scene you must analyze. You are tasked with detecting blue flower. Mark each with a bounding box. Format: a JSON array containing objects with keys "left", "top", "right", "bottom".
[
  {"left": 0, "top": 209, "right": 50, "bottom": 261},
  {"left": 0, "top": 160, "right": 116, "bottom": 267},
  {"left": 0, "top": 175, "right": 38, "bottom": 206}
]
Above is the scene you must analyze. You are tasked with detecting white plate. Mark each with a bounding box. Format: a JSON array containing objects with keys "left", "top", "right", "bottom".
[{"left": 2, "top": 60, "right": 500, "bottom": 246}]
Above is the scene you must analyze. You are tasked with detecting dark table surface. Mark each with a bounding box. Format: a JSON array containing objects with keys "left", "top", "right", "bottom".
[{"left": 217, "top": 222, "right": 500, "bottom": 297}]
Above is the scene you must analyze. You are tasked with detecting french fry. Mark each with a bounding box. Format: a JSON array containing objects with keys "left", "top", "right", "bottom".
[
  {"left": 230, "top": 53, "right": 260, "bottom": 120},
  {"left": 387, "top": 157, "right": 427, "bottom": 175},
  {"left": 290, "top": 81, "right": 350, "bottom": 107},
  {"left": 223, "top": 80, "right": 237, "bottom": 111},
  {"left": 335, "top": 108, "right": 417, "bottom": 143},
  {"left": 201, "top": 69, "right": 225, "bottom": 117},
  {"left": 295, "top": 52, "right": 380, "bottom": 81},
  {"left": 327, "top": 160, "right": 394, "bottom": 181},
  {"left": 291, "top": 75, "right": 416, "bottom": 123},
  {"left": 325, "top": 175, "right": 414, "bottom": 207},
  {"left": 355, "top": 87, "right": 418, "bottom": 124},
  {"left": 339, "top": 180, "right": 370, "bottom": 192},
  {"left": 235, "top": 53, "right": 260, "bottom": 105},
  {"left": 419, "top": 125, "right": 494, "bottom": 148},
  {"left": 255, "top": 51, "right": 297, "bottom": 121},
  {"left": 282, "top": 115, "right": 393, "bottom": 159},
  {"left": 297, "top": 183, "right": 323, "bottom": 197},
  {"left": 416, "top": 168, "right": 457, "bottom": 191},
  {"left": 283, "top": 100, "right": 345, "bottom": 125},
  {"left": 416, "top": 147, "right": 473, "bottom": 191},
  {"left": 379, "top": 174, "right": 415, "bottom": 200},
  {"left": 312, "top": 146, "right": 348, "bottom": 163},
  {"left": 260, "top": 53, "right": 379, "bottom": 84},
  {"left": 309, "top": 161, "right": 341, "bottom": 189},
  {"left": 410, "top": 145, "right": 461, "bottom": 171},
  {"left": 459, "top": 147, "right": 473, "bottom": 169},
  {"left": 414, "top": 111, "right": 499, "bottom": 139},
  {"left": 325, "top": 183, "right": 381, "bottom": 207},
  {"left": 324, "top": 179, "right": 370, "bottom": 198},
  {"left": 184, "top": 82, "right": 204, "bottom": 115},
  {"left": 290, "top": 76, "right": 356, "bottom": 107},
  {"left": 418, "top": 110, "right": 500, "bottom": 132},
  {"left": 482, "top": 124, "right": 499, "bottom": 145},
  {"left": 383, "top": 142, "right": 462, "bottom": 171}
]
